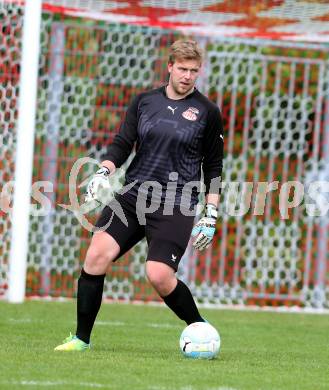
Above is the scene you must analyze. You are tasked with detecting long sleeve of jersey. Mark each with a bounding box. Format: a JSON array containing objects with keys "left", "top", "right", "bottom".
[
  {"left": 101, "top": 86, "right": 224, "bottom": 205},
  {"left": 102, "top": 95, "right": 140, "bottom": 168},
  {"left": 202, "top": 106, "right": 224, "bottom": 195}
]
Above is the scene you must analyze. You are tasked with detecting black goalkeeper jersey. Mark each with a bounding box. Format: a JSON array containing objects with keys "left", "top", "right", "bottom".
[{"left": 103, "top": 86, "right": 224, "bottom": 207}]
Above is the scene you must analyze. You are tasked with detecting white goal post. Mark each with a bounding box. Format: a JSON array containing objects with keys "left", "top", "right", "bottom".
[{"left": 7, "top": 0, "right": 43, "bottom": 303}]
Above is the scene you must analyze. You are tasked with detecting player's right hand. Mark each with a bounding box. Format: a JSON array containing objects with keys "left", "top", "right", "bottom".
[{"left": 85, "top": 166, "right": 111, "bottom": 203}]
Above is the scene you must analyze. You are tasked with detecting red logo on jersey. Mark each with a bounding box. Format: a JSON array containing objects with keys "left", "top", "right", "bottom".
[{"left": 182, "top": 107, "right": 199, "bottom": 121}]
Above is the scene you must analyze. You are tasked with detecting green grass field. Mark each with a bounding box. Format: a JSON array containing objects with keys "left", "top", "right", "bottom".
[{"left": 0, "top": 300, "right": 328, "bottom": 390}]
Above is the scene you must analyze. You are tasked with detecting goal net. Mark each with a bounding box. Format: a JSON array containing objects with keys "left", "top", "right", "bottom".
[{"left": 1, "top": 0, "right": 329, "bottom": 309}]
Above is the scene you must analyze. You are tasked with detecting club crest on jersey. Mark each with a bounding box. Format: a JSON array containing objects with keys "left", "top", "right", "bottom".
[{"left": 182, "top": 107, "right": 199, "bottom": 121}]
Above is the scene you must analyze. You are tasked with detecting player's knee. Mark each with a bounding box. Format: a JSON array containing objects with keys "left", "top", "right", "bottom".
[
  {"left": 146, "top": 261, "right": 176, "bottom": 296},
  {"left": 84, "top": 245, "right": 110, "bottom": 274}
]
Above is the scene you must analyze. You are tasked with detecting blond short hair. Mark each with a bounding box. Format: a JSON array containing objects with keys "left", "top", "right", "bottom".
[{"left": 168, "top": 40, "right": 203, "bottom": 65}]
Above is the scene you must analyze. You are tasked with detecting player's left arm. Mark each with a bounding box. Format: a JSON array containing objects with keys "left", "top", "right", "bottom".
[{"left": 192, "top": 106, "right": 224, "bottom": 251}]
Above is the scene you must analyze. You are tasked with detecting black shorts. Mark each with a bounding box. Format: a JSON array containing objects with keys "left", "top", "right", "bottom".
[{"left": 95, "top": 193, "right": 195, "bottom": 271}]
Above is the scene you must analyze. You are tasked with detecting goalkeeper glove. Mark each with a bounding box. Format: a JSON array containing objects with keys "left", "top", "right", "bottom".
[
  {"left": 85, "top": 166, "right": 111, "bottom": 203},
  {"left": 191, "top": 204, "right": 218, "bottom": 251}
]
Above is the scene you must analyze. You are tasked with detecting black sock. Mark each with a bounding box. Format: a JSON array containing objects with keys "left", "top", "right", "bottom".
[
  {"left": 163, "top": 279, "right": 204, "bottom": 325},
  {"left": 76, "top": 268, "right": 105, "bottom": 344}
]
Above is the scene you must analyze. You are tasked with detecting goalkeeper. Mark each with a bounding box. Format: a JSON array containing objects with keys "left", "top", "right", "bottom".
[{"left": 55, "top": 39, "right": 224, "bottom": 351}]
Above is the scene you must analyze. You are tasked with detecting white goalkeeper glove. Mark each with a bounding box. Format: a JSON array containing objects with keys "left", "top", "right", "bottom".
[
  {"left": 85, "top": 166, "right": 111, "bottom": 203},
  {"left": 191, "top": 204, "right": 218, "bottom": 251}
]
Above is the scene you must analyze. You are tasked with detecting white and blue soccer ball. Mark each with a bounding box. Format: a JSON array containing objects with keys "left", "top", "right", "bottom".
[{"left": 179, "top": 322, "right": 220, "bottom": 359}]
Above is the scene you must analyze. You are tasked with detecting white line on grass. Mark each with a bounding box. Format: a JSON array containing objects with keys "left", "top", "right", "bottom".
[
  {"left": 8, "top": 318, "right": 34, "bottom": 323},
  {"left": 8, "top": 318, "right": 179, "bottom": 329},
  {"left": 3, "top": 381, "right": 238, "bottom": 390},
  {"left": 4, "top": 380, "right": 110, "bottom": 388},
  {"left": 95, "top": 320, "right": 126, "bottom": 326},
  {"left": 95, "top": 320, "right": 180, "bottom": 329},
  {"left": 148, "top": 387, "right": 238, "bottom": 390},
  {"left": 148, "top": 323, "right": 175, "bottom": 328}
]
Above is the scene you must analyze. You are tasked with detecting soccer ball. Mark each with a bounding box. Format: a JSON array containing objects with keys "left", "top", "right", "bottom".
[{"left": 179, "top": 322, "right": 220, "bottom": 359}]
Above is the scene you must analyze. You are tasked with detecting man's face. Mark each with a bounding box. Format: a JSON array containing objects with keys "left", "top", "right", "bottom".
[{"left": 168, "top": 59, "right": 201, "bottom": 96}]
